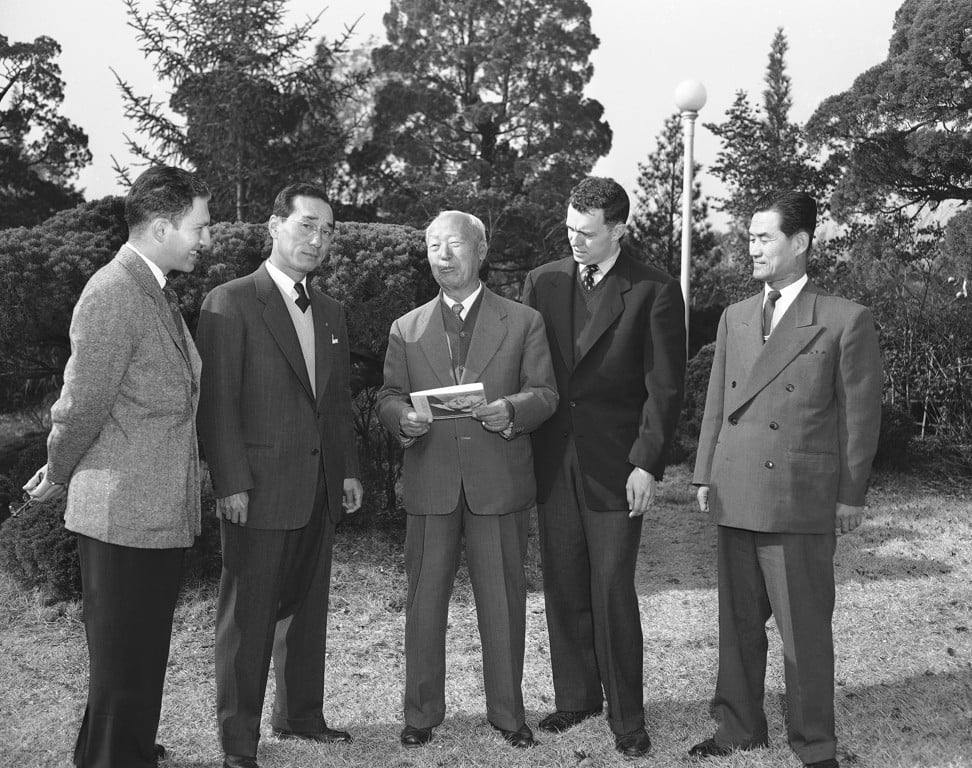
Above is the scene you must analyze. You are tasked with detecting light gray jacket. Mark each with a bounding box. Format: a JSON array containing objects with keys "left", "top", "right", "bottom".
[{"left": 47, "top": 246, "right": 202, "bottom": 548}]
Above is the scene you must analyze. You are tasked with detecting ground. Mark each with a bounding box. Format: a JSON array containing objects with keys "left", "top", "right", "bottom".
[{"left": 1, "top": 465, "right": 970, "bottom": 768}]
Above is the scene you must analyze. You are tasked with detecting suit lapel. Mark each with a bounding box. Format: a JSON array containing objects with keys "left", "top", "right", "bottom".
[
  {"left": 545, "top": 260, "right": 577, "bottom": 371},
  {"left": 254, "top": 264, "right": 315, "bottom": 402},
  {"left": 730, "top": 284, "right": 824, "bottom": 415},
  {"left": 416, "top": 297, "right": 456, "bottom": 388},
  {"left": 117, "top": 245, "right": 190, "bottom": 365},
  {"left": 310, "top": 285, "right": 333, "bottom": 404},
  {"left": 461, "top": 289, "right": 508, "bottom": 385},
  {"left": 575, "top": 254, "right": 630, "bottom": 365}
]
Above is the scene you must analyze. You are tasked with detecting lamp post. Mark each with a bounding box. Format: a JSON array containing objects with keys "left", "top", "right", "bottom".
[{"left": 674, "top": 79, "right": 707, "bottom": 356}]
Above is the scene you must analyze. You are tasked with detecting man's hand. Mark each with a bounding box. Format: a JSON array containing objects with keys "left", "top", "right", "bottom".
[
  {"left": 625, "top": 467, "right": 656, "bottom": 518},
  {"left": 835, "top": 502, "right": 865, "bottom": 535},
  {"left": 472, "top": 399, "right": 512, "bottom": 432},
  {"left": 218, "top": 491, "right": 249, "bottom": 525},
  {"left": 400, "top": 409, "right": 432, "bottom": 438},
  {"left": 23, "top": 465, "right": 66, "bottom": 503},
  {"left": 343, "top": 478, "right": 364, "bottom": 514},
  {"left": 697, "top": 485, "right": 710, "bottom": 513}
]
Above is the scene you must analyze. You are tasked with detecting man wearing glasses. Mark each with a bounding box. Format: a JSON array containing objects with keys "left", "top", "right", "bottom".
[{"left": 196, "top": 183, "right": 363, "bottom": 768}]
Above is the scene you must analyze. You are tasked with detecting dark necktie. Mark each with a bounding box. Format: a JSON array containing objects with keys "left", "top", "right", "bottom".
[
  {"left": 452, "top": 302, "right": 464, "bottom": 323},
  {"left": 582, "top": 264, "right": 599, "bottom": 291},
  {"left": 163, "top": 285, "right": 187, "bottom": 352},
  {"left": 762, "top": 289, "right": 782, "bottom": 341},
  {"left": 294, "top": 282, "right": 310, "bottom": 313}
]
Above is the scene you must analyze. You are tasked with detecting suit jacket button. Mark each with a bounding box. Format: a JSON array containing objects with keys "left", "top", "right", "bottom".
[
  {"left": 764, "top": 460, "right": 774, "bottom": 469},
  {"left": 785, "top": 384, "right": 795, "bottom": 392},
  {"left": 311, "top": 448, "right": 320, "bottom": 456},
  {"left": 769, "top": 422, "right": 779, "bottom": 430},
  {"left": 731, "top": 381, "right": 737, "bottom": 388},
  {"left": 728, "top": 417, "right": 738, "bottom": 426},
  {"left": 569, "top": 400, "right": 576, "bottom": 407}
]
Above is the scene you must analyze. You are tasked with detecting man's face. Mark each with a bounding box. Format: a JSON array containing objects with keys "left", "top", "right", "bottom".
[
  {"left": 159, "top": 196, "right": 211, "bottom": 274},
  {"left": 269, "top": 195, "right": 334, "bottom": 282},
  {"left": 565, "top": 205, "right": 624, "bottom": 266},
  {"left": 426, "top": 213, "right": 486, "bottom": 299},
  {"left": 749, "top": 210, "right": 807, "bottom": 289}
]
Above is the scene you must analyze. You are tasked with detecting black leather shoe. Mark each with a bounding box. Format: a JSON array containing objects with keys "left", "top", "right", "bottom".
[
  {"left": 805, "top": 760, "right": 839, "bottom": 768},
  {"left": 154, "top": 744, "right": 167, "bottom": 760},
  {"left": 491, "top": 722, "right": 537, "bottom": 748},
  {"left": 689, "top": 736, "right": 767, "bottom": 758},
  {"left": 271, "top": 724, "right": 352, "bottom": 744},
  {"left": 537, "top": 706, "right": 603, "bottom": 733},
  {"left": 223, "top": 755, "right": 259, "bottom": 768},
  {"left": 615, "top": 728, "right": 651, "bottom": 757},
  {"left": 400, "top": 724, "right": 434, "bottom": 747}
]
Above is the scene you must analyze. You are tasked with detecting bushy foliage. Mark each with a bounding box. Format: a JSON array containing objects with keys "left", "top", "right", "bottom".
[
  {"left": 873, "top": 401, "right": 918, "bottom": 471},
  {"left": 669, "top": 342, "right": 715, "bottom": 466}
]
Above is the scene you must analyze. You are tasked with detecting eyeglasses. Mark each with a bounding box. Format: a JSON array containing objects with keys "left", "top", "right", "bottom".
[
  {"left": 288, "top": 218, "right": 334, "bottom": 242},
  {"left": 9, "top": 493, "right": 36, "bottom": 518}
]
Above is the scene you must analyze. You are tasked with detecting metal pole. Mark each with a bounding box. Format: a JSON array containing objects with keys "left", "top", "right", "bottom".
[{"left": 679, "top": 109, "right": 697, "bottom": 357}]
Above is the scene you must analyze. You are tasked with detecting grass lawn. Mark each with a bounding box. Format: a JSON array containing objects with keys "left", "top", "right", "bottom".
[{"left": 1, "top": 464, "right": 970, "bottom": 768}]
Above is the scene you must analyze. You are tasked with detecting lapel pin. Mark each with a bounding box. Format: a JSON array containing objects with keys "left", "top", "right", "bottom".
[{"left": 331, "top": 335, "right": 339, "bottom": 344}]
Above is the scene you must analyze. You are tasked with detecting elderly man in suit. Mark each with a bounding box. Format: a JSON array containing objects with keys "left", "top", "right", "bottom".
[
  {"left": 689, "top": 191, "right": 883, "bottom": 768},
  {"left": 521, "top": 176, "right": 686, "bottom": 757},
  {"left": 23, "top": 166, "right": 210, "bottom": 768},
  {"left": 378, "top": 210, "right": 558, "bottom": 750},
  {"left": 196, "top": 183, "right": 363, "bottom": 768}
]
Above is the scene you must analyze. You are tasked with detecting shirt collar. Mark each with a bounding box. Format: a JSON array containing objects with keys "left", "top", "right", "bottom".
[
  {"left": 441, "top": 281, "right": 483, "bottom": 313},
  {"left": 265, "top": 259, "right": 307, "bottom": 299},
  {"left": 573, "top": 249, "right": 620, "bottom": 279},
  {"left": 125, "top": 242, "right": 166, "bottom": 289},
  {"left": 765, "top": 273, "right": 808, "bottom": 303}
]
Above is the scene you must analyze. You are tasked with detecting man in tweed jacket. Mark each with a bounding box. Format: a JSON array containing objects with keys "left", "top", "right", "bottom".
[
  {"left": 24, "top": 166, "right": 210, "bottom": 768},
  {"left": 690, "top": 192, "right": 883, "bottom": 768}
]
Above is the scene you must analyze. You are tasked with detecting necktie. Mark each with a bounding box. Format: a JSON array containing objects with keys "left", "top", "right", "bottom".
[
  {"left": 294, "top": 282, "right": 310, "bottom": 313},
  {"left": 582, "top": 264, "right": 599, "bottom": 291},
  {"left": 452, "top": 302, "right": 464, "bottom": 323},
  {"left": 163, "top": 285, "right": 187, "bottom": 352},
  {"left": 762, "top": 289, "right": 782, "bottom": 341}
]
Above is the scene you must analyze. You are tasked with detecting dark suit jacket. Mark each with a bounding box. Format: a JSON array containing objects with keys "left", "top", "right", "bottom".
[
  {"left": 521, "top": 248, "right": 686, "bottom": 510},
  {"left": 693, "top": 282, "right": 883, "bottom": 533},
  {"left": 377, "top": 288, "right": 558, "bottom": 516},
  {"left": 196, "top": 263, "right": 359, "bottom": 528}
]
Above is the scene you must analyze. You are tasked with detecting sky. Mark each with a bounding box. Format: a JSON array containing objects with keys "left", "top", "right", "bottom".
[{"left": 5, "top": 0, "right": 904, "bottom": 222}]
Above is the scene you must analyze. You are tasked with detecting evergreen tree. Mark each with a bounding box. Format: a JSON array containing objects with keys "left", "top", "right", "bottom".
[
  {"left": 630, "top": 113, "right": 713, "bottom": 280},
  {"left": 352, "top": 0, "right": 612, "bottom": 292},
  {"left": 0, "top": 34, "right": 91, "bottom": 228},
  {"left": 706, "top": 28, "right": 832, "bottom": 230},
  {"left": 114, "top": 0, "right": 366, "bottom": 222}
]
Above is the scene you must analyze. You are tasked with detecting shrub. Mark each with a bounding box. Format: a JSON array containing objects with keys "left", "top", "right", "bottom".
[
  {"left": 873, "top": 401, "right": 918, "bottom": 471},
  {"left": 669, "top": 341, "right": 715, "bottom": 466}
]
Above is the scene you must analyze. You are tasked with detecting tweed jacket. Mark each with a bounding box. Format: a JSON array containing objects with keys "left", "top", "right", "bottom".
[
  {"left": 47, "top": 246, "right": 202, "bottom": 548},
  {"left": 377, "top": 287, "right": 558, "bottom": 516},
  {"left": 521, "top": 247, "right": 687, "bottom": 509},
  {"left": 196, "top": 262, "right": 359, "bottom": 529},
  {"left": 693, "top": 281, "right": 883, "bottom": 533}
]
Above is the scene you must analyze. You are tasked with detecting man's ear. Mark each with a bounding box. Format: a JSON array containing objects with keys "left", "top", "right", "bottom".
[
  {"left": 611, "top": 222, "right": 627, "bottom": 243},
  {"left": 149, "top": 217, "right": 168, "bottom": 243},
  {"left": 793, "top": 230, "right": 810, "bottom": 257},
  {"left": 268, "top": 215, "right": 280, "bottom": 240}
]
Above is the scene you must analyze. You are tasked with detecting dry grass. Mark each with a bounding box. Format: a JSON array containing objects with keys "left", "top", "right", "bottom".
[{"left": 1, "top": 465, "right": 971, "bottom": 768}]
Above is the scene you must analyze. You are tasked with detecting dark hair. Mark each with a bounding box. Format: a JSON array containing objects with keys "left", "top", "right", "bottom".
[
  {"left": 568, "top": 176, "right": 630, "bottom": 226},
  {"left": 271, "top": 183, "right": 330, "bottom": 217},
  {"left": 759, "top": 191, "right": 817, "bottom": 244},
  {"left": 125, "top": 166, "right": 210, "bottom": 232}
]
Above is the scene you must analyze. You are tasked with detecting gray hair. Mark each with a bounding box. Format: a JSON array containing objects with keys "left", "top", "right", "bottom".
[{"left": 427, "top": 210, "right": 487, "bottom": 247}]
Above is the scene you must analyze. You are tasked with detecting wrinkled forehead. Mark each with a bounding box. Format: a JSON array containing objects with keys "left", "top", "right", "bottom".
[
  {"left": 427, "top": 213, "right": 476, "bottom": 242},
  {"left": 749, "top": 210, "right": 783, "bottom": 237}
]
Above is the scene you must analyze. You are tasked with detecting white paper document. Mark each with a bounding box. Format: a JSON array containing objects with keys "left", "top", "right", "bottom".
[{"left": 410, "top": 382, "right": 487, "bottom": 420}]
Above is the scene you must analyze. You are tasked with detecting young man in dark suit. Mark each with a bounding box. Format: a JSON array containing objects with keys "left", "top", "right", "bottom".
[
  {"left": 690, "top": 191, "right": 883, "bottom": 768},
  {"left": 196, "top": 183, "right": 363, "bottom": 768},
  {"left": 521, "top": 177, "right": 687, "bottom": 757}
]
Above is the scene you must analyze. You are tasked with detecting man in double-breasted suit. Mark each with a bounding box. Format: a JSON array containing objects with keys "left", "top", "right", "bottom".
[
  {"left": 196, "top": 183, "right": 362, "bottom": 768},
  {"left": 521, "top": 176, "right": 686, "bottom": 758},
  {"left": 24, "top": 166, "right": 210, "bottom": 768},
  {"left": 378, "top": 210, "right": 558, "bottom": 750},
  {"left": 690, "top": 192, "right": 883, "bottom": 768}
]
